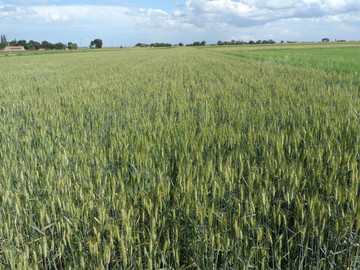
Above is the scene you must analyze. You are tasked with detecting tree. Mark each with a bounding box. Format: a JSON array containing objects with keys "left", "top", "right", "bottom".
[
  {"left": 201, "top": 41, "right": 206, "bottom": 46},
  {"left": 68, "top": 42, "right": 78, "bottom": 50},
  {"left": 1, "top": 35, "right": 6, "bottom": 44},
  {"left": 178, "top": 42, "right": 184, "bottom": 46},
  {"left": 90, "top": 39, "right": 103, "bottom": 48},
  {"left": 217, "top": 40, "right": 224, "bottom": 45},
  {"left": 54, "top": 42, "right": 66, "bottom": 50},
  {"left": 9, "top": 39, "right": 17, "bottom": 46},
  {"left": 41, "top": 40, "right": 54, "bottom": 50},
  {"left": 151, "top": 43, "right": 172, "bottom": 47},
  {"left": 25, "top": 40, "right": 40, "bottom": 50},
  {"left": 17, "top": 40, "right": 27, "bottom": 47},
  {"left": 135, "top": 43, "right": 148, "bottom": 47},
  {"left": 192, "top": 41, "right": 201, "bottom": 46},
  {"left": 0, "top": 34, "right": 7, "bottom": 49}
]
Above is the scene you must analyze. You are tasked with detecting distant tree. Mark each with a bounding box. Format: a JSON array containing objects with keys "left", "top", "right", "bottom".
[
  {"left": 249, "top": 40, "right": 255, "bottom": 44},
  {"left": 179, "top": 42, "right": 183, "bottom": 46},
  {"left": 151, "top": 42, "right": 172, "bottom": 47},
  {"left": 322, "top": 38, "right": 330, "bottom": 42},
  {"left": 135, "top": 43, "right": 148, "bottom": 47},
  {"left": 54, "top": 42, "right": 66, "bottom": 50},
  {"left": 0, "top": 34, "right": 6, "bottom": 49},
  {"left": 9, "top": 39, "right": 18, "bottom": 46},
  {"left": 25, "top": 40, "right": 40, "bottom": 50},
  {"left": 231, "top": 39, "right": 236, "bottom": 45},
  {"left": 67, "top": 42, "right": 78, "bottom": 50},
  {"left": 17, "top": 40, "right": 27, "bottom": 47},
  {"left": 90, "top": 39, "right": 103, "bottom": 48},
  {"left": 256, "top": 40, "right": 262, "bottom": 44},
  {"left": 1, "top": 35, "right": 6, "bottom": 44},
  {"left": 41, "top": 41, "right": 54, "bottom": 50},
  {"left": 217, "top": 40, "right": 224, "bottom": 45},
  {"left": 201, "top": 40, "right": 206, "bottom": 46}
]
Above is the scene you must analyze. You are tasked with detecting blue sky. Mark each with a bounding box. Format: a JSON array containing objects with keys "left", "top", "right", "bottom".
[{"left": 1, "top": 0, "right": 359, "bottom": 46}]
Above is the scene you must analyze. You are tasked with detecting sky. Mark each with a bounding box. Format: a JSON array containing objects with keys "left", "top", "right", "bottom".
[{"left": 0, "top": 0, "right": 359, "bottom": 46}]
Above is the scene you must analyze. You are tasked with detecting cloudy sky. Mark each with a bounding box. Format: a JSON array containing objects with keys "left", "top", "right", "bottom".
[{"left": 0, "top": 0, "right": 359, "bottom": 46}]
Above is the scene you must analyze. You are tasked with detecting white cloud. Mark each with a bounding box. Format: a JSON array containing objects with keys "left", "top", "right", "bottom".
[
  {"left": 241, "top": 34, "right": 251, "bottom": 41},
  {"left": 0, "top": 0, "right": 359, "bottom": 45},
  {"left": 182, "top": 0, "right": 360, "bottom": 28},
  {"left": 282, "top": 29, "right": 291, "bottom": 34},
  {"left": 173, "top": 10, "right": 185, "bottom": 17},
  {"left": 47, "top": 12, "right": 69, "bottom": 22},
  {"left": 2, "top": 1, "right": 360, "bottom": 29}
]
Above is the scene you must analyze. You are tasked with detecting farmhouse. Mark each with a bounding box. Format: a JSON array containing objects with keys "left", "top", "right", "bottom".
[{"left": 2, "top": 46, "right": 26, "bottom": 51}]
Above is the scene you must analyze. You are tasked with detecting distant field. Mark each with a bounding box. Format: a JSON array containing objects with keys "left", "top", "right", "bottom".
[
  {"left": 0, "top": 45, "right": 360, "bottom": 269},
  {"left": 220, "top": 43, "right": 360, "bottom": 76}
]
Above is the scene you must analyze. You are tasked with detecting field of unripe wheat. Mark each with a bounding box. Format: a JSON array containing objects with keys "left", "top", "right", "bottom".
[{"left": 0, "top": 46, "right": 359, "bottom": 269}]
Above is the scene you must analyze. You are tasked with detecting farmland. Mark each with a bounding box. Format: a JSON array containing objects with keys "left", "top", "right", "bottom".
[
  {"left": 222, "top": 46, "right": 360, "bottom": 76},
  {"left": 0, "top": 44, "right": 360, "bottom": 269}
]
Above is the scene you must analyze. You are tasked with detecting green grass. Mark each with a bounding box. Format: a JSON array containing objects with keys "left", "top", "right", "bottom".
[
  {"left": 0, "top": 46, "right": 360, "bottom": 269},
  {"left": 223, "top": 46, "right": 360, "bottom": 76}
]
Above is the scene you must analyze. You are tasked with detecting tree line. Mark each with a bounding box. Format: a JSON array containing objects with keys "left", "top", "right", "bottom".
[
  {"left": 0, "top": 35, "right": 78, "bottom": 50},
  {"left": 135, "top": 42, "right": 172, "bottom": 48},
  {"left": 135, "top": 39, "right": 277, "bottom": 47},
  {"left": 1, "top": 33, "right": 278, "bottom": 51},
  {"left": 187, "top": 39, "right": 276, "bottom": 46},
  {"left": 217, "top": 39, "right": 276, "bottom": 45},
  {"left": 135, "top": 41, "right": 206, "bottom": 47}
]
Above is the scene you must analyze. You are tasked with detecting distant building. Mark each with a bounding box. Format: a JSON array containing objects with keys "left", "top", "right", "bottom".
[
  {"left": 322, "top": 38, "right": 330, "bottom": 42},
  {"left": 2, "top": 46, "right": 26, "bottom": 51}
]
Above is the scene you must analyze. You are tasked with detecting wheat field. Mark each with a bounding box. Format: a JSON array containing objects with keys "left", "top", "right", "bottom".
[{"left": 0, "top": 46, "right": 360, "bottom": 269}]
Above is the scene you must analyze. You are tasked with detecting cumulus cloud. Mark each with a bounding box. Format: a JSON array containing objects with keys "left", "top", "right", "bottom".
[
  {"left": 0, "top": 4, "right": 36, "bottom": 19},
  {"left": 1, "top": 0, "right": 359, "bottom": 29},
  {"left": 182, "top": 0, "right": 360, "bottom": 28},
  {"left": 6, "top": 0, "right": 48, "bottom": 4},
  {"left": 0, "top": 0, "right": 359, "bottom": 44}
]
